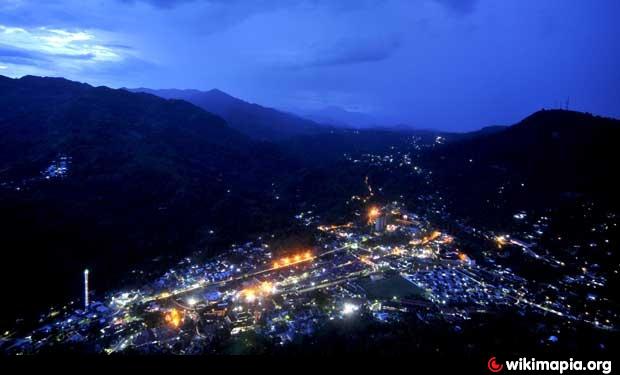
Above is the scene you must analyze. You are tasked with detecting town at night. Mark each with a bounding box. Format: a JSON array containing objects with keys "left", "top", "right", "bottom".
[{"left": 1, "top": 0, "right": 618, "bottom": 372}]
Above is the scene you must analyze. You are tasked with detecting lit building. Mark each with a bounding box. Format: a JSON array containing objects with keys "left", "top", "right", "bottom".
[{"left": 375, "top": 215, "right": 387, "bottom": 232}]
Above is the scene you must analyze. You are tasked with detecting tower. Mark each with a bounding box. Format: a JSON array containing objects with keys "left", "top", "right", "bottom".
[
  {"left": 84, "top": 268, "right": 89, "bottom": 309},
  {"left": 375, "top": 215, "right": 387, "bottom": 232}
]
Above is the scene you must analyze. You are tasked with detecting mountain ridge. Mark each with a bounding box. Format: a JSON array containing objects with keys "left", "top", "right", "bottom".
[
  {"left": 128, "top": 87, "right": 328, "bottom": 141},
  {"left": 423, "top": 109, "right": 620, "bottom": 225},
  {"left": 0, "top": 74, "right": 298, "bottom": 327}
]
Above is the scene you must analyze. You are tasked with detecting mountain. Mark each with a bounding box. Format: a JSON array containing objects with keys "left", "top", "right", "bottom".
[
  {"left": 424, "top": 109, "right": 620, "bottom": 223},
  {"left": 0, "top": 76, "right": 250, "bottom": 175},
  {"left": 448, "top": 125, "right": 508, "bottom": 142},
  {"left": 129, "top": 88, "right": 326, "bottom": 141},
  {"left": 0, "top": 75, "right": 297, "bottom": 327}
]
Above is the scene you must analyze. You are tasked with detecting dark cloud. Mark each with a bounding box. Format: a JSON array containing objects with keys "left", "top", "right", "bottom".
[
  {"left": 55, "top": 52, "right": 97, "bottom": 60},
  {"left": 304, "top": 35, "right": 402, "bottom": 68},
  {"left": 101, "top": 43, "right": 136, "bottom": 51},
  {"left": 0, "top": 2, "right": 87, "bottom": 29},
  {"left": 119, "top": 0, "right": 196, "bottom": 8},
  {"left": 118, "top": 0, "right": 292, "bottom": 10},
  {"left": 118, "top": 0, "right": 384, "bottom": 12},
  {"left": 433, "top": 0, "right": 478, "bottom": 14},
  {"left": 0, "top": 45, "right": 49, "bottom": 66},
  {"left": 0, "top": 45, "right": 43, "bottom": 60},
  {"left": 0, "top": 45, "right": 103, "bottom": 68}
]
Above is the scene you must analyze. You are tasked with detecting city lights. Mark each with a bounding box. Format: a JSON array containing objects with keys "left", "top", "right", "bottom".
[
  {"left": 342, "top": 303, "right": 359, "bottom": 315},
  {"left": 8, "top": 201, "right": 616, "bottom": 355},
  {"left": 164, "top": 308, "right": 183, "bottom": 328},
  {"left": 272, "top": 251, "right": 314, "bottom": 269},
  {"left": 368, "top": 206, "right": 380, "bottom": 224},
  {"left": 495, "top": 235, "right": 508, "bottom": 248},
  {"left": 243, "top": 289, "right": 256, "bottom": 303}
]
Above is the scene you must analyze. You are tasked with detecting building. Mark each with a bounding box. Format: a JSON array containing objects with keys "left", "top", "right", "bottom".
[{"left": 375, "top": 215, "right": 387, "bottom": 232}]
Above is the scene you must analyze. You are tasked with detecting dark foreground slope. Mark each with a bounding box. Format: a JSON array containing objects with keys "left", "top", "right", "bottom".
[
  {"left": 0, "top": 75, "right": 296, "bottom": 327},
  {"left": 130, "top": 88, "right": 325, "bottom": 141}
]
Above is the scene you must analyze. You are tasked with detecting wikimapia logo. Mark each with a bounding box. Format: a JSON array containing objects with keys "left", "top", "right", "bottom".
[
  {"left": 487, "top": 357, "right": 612, "bottom": 374},
  {"left": 488, "top": 357, "right": 504, "bottom": 372}
]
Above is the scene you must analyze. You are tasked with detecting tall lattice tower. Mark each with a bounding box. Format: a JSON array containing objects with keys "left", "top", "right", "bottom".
[{"left": 84, "top": 268, "right": 89, "bottom": 309}]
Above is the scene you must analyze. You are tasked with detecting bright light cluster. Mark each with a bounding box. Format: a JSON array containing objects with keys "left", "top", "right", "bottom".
[
  {"left": 164, "top": 308, "right": 183, "bottom": 328},
  {"left": 272, "top": 251, "right": 313, "bottom": 269},
  {"left": 367, "top": 206, "right": 381, "bottom": 224},
  {"left": 238, "top": 281, "right": 277, "bottom": 303},
  {"left": 495, "top": 235, "right": 508, "bottom": 248},
  {"left": 342, "top": 303, "right": 359, "bottom": 315}
]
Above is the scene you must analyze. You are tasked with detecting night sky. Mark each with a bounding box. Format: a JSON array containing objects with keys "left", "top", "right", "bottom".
[{"left": 1, "top": 0, "right": 618, "bottom": 131}]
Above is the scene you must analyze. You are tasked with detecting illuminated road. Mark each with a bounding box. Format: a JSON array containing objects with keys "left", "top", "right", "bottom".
[
  {"left": 285, "top": 270, "right": 372, "bottom": 295},
  {"left": 140, "top": 245, "right": 351, "bottom": 304}
]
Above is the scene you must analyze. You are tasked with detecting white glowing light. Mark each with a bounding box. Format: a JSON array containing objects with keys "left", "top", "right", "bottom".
[{"left": 342, "top": 303, "right": 359, "bottom": 315}]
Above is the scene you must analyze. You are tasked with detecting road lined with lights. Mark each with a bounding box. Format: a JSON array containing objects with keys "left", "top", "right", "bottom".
[{"left": 139, "top": 246, "right": 351, "bottom": 305}]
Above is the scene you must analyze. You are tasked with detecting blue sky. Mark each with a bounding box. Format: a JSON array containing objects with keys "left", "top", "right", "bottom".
[{"left": 1, "top": 0, "right": 618, "bottom": 131}]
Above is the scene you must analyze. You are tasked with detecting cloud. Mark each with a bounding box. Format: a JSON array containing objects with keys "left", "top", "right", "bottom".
[
  {"left": 0, "top": 44, "right": 46, "bottom": 60},
  {"left": 261, "top": 34, "right": 402, "bottom": 69},
  {"left": 118, "top": 0, "right": 384, "bottom": 10},
  {"left": 0, "top": 44, "right": 100, "bottom": 68},
  {"left": 119, "top": 0, "right": 196, "bottom": 8},
  {"left": 101, "top": 43, "right": 136, "bottom": 51},
  {"left": 309, "top": 35, "right": 402, "bottom": 67},
  {"left": 0, "top": 24, "right": 144, "bottom": 80},
  {"left": 0, "top": 45, "right": 49, "bottom": 67},
  {"left": 0, "top": 25, "right": 122, "bottom": 62},
  {"left": 117, "top": 0, "right": 291, "bottom": 12},
  {"left": 433, "top": 0, "right": 478, "bottom": 14}
]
